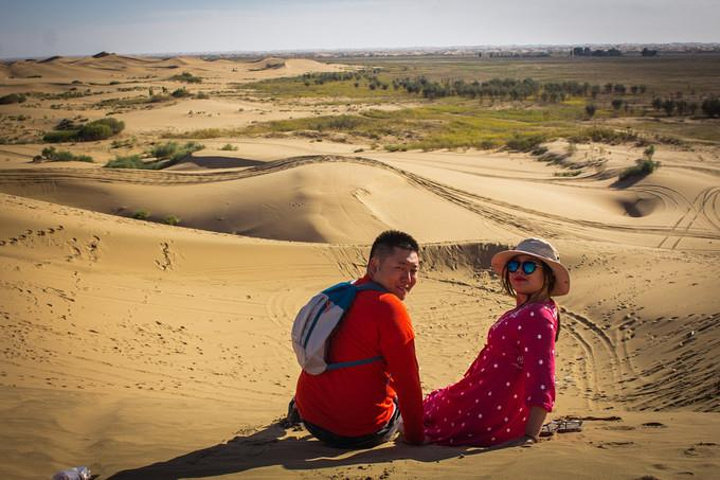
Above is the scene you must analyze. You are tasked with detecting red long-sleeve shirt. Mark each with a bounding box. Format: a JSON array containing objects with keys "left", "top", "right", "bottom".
[{"left": 295, "top": 275, "right": 425, "bottom": 444}]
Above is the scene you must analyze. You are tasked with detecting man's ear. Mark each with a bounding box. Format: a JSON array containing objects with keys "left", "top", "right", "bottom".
[{"left": 368, "top": 256, "right": 379, "bottom": 276}]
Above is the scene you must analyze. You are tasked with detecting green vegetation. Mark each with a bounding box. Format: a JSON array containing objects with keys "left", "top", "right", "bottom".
[
  {"left": 105, "top": 141, "right": 204, "bottom": 169},
  {"left": 169, "top": 72, "right": 203, "bottom": 83},
  {"left": 164, "top": 215, "right": 181, "bottom": 226},
  {"left": 33, "top": 146, "right": 93, "bottom": 163},
  {"left": 104, "top": 155, "right": 156, "bottom": 169},
  {"left": 619, "top": 158, "right": 662, "bottom": 181},
  {"left": 171, "top": 88, "right": 191, "bottom": 98},
  {"left": 164, "top": 103, "right": 654, "bottom": 151},
  {"left": 149, "top": 141, "right": 204, "bottom": 162},
  {"left": 43, "top": 117, "right": 125, "bottom": 143},
  {"left": 701, "top": 97, "right": 720, "bottom": 117},
  {"left": 0, "top": 93, "right": 27, "bottom": 104},
  {"left": 133, "top": 210, "right": 151, "bottom": 220},
  {"left": 220, "top": 143, "right": 238, "bottom": 151}
]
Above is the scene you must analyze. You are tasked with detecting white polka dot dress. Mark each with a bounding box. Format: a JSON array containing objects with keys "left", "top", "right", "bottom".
[{"left": 422, "top": 300, "right": 558, "bottom": 446}]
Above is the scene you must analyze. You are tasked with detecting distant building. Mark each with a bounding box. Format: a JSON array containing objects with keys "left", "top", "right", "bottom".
[
  {"left": 641, "top": 48, "right": 658, "bottom": 57},
  {"left": 571, "top": 47, "right": 623, "bottom": 57}
]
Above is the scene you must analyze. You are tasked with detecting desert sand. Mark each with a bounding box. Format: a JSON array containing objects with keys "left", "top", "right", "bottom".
[{"left": 1, "top": 54, "right": 719, "bottom": 479}]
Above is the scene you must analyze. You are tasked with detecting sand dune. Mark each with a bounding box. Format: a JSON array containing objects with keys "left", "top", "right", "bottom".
[
  {"left": 1, "top": 52, "right": 719, "bottom": 479},
  {"left": 2, "top": 53, "right": 344, "bottom": 84}
]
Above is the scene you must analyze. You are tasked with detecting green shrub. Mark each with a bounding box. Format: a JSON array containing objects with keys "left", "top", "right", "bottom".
[
  {"left": 0, "top": 93, "right": 27, "bottom": 105},
  {"left": 38, "top": 146, "right": 93, "bottom": 162},
  {"left": 76, "top": 123, "right": 113, "bottom": 141},
  {"left": 619, "top": 158, "right": 661, "bottom": 181},
  {"left": 43, "top": 130, "right": 79, "bottom": 143},
  {"left": 171, "top": 88, "right": 191, "bottom": 98},
  {"left": 164, "top": 215, "right": 181, "bottom": 226},
  {"left": 506, "top": 134, "right": 547, "bottom": 152},
  {"left": 220, "top": 143, "right": 238, "bottom": 151},
  {"left": 43, "top": 117, "right": 125, "bottom": 143},
  {"left": 133, "top": 210, "right": 151, "bottom": 220},
  {"left": 105, "top": 155, "right": 155, "bottom": 169},
  {"left": 169, "top": 72, "right": 202, "bottom": 83},
  {"left": 570, "top": 127, "right": 637, "bottom": 144},
  {"left": 147, "top": 141, "right": 204, "bottom": 166},
  {"left": 92, "top": 117, "right": 125, "bottom": 135}
]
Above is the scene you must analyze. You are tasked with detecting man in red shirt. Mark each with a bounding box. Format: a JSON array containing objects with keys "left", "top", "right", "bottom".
[{"left": 293, "top": 230, "right": 425, "bottom": 448}]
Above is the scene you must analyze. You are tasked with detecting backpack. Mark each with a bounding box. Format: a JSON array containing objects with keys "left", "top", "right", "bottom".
[{"left": 291, "top": 281, "right": 386, "bottom": 375}]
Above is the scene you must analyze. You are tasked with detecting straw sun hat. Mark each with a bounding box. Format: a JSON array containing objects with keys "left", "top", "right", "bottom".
[{"left": 491, "top": 238, "right": 571, "bottom": 296}]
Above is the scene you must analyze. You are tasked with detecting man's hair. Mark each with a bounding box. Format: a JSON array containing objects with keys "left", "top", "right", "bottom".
[{"left": 369, "top": 230, "right": 419, "bottom": 261}]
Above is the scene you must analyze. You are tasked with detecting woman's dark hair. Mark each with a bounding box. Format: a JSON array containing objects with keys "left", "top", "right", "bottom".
[{"left": 501, "top": 257, "right": 561, "bottom": 342}]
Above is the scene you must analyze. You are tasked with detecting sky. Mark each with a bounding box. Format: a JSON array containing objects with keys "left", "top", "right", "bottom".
[{"left": 0, "top": 0, "right": 719, "bottom": 59}]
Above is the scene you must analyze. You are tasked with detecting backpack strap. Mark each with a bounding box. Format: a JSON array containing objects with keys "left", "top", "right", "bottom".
[
  {"left": 324, "top": 280, "right": 387, "bottom": 371},
  {"left": 354, "top": 281, "right": 388, "bottom": 293}
]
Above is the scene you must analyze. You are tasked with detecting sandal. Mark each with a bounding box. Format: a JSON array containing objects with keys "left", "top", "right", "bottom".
[{"left": 540, "top": 417, "right": 583, "bottom": 437}]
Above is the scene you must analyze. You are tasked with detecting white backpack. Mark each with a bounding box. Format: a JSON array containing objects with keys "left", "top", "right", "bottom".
[{"left": 291, "top": 281, "right": 386, "bottom": 375}]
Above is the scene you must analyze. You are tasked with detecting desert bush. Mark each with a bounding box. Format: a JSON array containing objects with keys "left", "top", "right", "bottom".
[
  {"left": 147, "top": 141, "right": 204, "bottom": 166},
  {"left": 42, "top": 130, "right": 78, "bottom": 143},
  {"left": 220, "top": 143, "right": 238, "bottom": 151},
  {"left": 104, "top": 154, "right": 168, "bottom": 170},
  {"left": 37, "top": 146, "right": 93, "bottom": 162},
  {"left": 585, "top": 104, "right": 596, "bottom": 118},
  {"left": 0, "top": 93, "right": 27, "bottom": 105},
  {"left": 171, "top": 88, "right": 191, "bottom": 98},
  {"left": 701, "top": 97, "right": 720, "bottom": 118},
  {"left": 133, "top": 210, "right": 151, "bottom": 220},
  {"left": 570, "top": 127, "right": 637, "bottom": 144},
  {"left": 170, "top": 72, "right": 202, "bottom": 83},
  {"left": 75, "top": 123, "right": 113, "bottom": 141},
  {"left": 619, "top": 158, "right": 661, "bottom": 181},
  {"left": 505, "top": 134, "right": 547, "bottom": 152},
  {"left": 43, "top": 117, "right": 125, "bottom": 143},
  {"left": 164, "top": 215, "right": 181, "bottom": 226},
  {"left": 195, "top": 91, "right": 210, "bottom": 99},
  {"left": 643, "top": 145, "right": 655, "bottom": 161},
  {"left": 92, "top": 117, "right": 125, "bottom": 135}
]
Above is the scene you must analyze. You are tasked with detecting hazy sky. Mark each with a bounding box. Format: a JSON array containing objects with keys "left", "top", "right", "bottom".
[{"left": 1, "top": 0, "right": 718, "bottom": 59}]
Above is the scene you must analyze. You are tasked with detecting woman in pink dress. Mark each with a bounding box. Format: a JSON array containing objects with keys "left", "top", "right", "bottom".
[{"left": 423, "top": 238, "right": 571, "bottom": 447}]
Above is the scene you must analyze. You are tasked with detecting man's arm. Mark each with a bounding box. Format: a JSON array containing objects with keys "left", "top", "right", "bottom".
[
  {"left": 378, "top": 296, "right": 425, "bottom": 445},
  {"left": 383, "top": 339, "right": 425, "bottom": 444}
]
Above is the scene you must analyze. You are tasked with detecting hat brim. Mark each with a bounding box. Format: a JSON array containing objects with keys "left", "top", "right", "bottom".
[{"left": 491, "top": 249, "right": 570, "bottom": 296}]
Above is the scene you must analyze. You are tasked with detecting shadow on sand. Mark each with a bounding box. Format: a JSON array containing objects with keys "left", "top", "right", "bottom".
[{"left": 108, "top": 423, "right": 486, "bottom": 479}]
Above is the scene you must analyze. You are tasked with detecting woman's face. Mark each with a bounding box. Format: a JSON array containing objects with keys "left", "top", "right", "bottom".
[{"left": 507, "top": 254, "right": 546, "bottom": 297}]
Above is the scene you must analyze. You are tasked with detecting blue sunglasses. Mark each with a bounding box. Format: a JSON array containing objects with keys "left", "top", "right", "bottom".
[{"left": 507, "top": 259, "right": 541, "bottom": 275}]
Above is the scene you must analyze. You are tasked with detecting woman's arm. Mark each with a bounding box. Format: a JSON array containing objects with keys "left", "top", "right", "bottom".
[{"left": 490, "top": 406, "right": 547, "bottom": 449}]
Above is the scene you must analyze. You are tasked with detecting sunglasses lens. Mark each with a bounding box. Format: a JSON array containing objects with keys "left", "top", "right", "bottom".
[
  {"left": 522, "top": 261, "right": 538, "bottom": 275},
  {"left": 507, "top": 260, "right": 520, "bottom": 273}
]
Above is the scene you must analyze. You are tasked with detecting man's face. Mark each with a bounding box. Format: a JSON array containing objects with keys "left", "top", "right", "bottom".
[{"left": 369, "top": 247, "right": 419, "bottom": 301}]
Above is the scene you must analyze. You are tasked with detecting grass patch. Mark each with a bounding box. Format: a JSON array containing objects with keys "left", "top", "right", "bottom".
[
  {"left": 104, "top": 155, "right": 160, "bottom": 169},
  {"left": 243, "top": 102, "right": 583, "bottom": 151},
  {"left": 148, "top": 141, "right": 204, "bottom": 164},
  {"left": 162, "top": 128, "right": 230, "bottom": 139},
  {"left": 43, "top": 117, "right": 125, "bottom": 143},
  {"left": 169, "top": 72, "right": 202, "bottom": 83},
  {"left": 133, "top": 210, "right": 151, "bottom": 220},
  {"left": 33, "top": 146, "right": 93, "bottom": 163}
]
